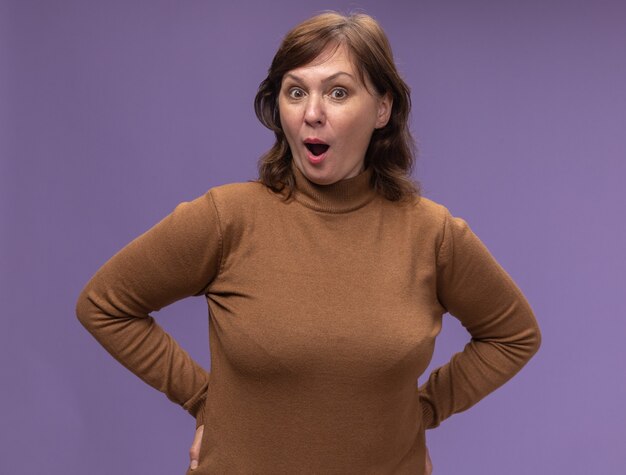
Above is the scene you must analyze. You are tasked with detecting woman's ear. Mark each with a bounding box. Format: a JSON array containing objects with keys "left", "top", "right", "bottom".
[{"left": 375, "top": 92, "right": 393, "bottom": 129}]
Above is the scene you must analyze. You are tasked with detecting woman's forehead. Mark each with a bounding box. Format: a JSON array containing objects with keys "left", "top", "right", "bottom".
[
  {"left": 283, "top": 43, "right": 368, "bottom": 86},
  {"left": 289, "top": 45, "right": 352, "bottom": 74}
]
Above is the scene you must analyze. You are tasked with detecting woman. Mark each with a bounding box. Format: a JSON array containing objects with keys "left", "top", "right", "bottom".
[{"left": 76, "top": 12, "right": 541, "bottom": 475}]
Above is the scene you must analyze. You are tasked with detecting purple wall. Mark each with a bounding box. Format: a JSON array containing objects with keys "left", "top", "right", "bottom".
[{"left": 2, "top": 0, "right": 625, "bottom": 473}]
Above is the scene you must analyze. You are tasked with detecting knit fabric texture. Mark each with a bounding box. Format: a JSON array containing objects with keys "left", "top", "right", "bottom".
[{"left": 76, "top": 164, "right": 541, "bottom": 474}]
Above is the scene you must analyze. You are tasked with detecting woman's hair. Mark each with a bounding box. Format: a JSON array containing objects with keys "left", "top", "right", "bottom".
[{"left": 254, "top": 11, "right": 420, "bottom": 201}]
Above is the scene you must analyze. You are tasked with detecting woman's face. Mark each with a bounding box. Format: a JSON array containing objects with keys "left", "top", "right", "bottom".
[{"left": 278, "top": 44, "right": 392, "bottom": 185}]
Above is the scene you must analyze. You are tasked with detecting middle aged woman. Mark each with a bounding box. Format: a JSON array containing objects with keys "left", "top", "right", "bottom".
[{"left": 76, "top": 11, "right": 541, "bottom": 475}]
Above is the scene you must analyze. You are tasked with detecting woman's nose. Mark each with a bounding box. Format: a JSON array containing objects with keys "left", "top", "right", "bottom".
[{"left": 304, "top": 95, "right": 325, "bottom": 126}]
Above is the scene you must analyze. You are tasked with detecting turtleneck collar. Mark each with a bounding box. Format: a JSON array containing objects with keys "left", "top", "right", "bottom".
[{"left": 291, "top": 162, "right": 377, "bottom": 213}]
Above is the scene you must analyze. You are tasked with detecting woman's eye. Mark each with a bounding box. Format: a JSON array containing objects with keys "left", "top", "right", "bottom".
[
  {"left": 288, "top": 88, "right": 305, "bottom": 99},
  {"left": 330, "top": 88, "right": 348, "bottom": 100}
]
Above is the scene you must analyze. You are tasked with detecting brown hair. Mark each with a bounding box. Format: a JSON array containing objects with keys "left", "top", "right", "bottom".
[{"left": 255, "top": 12, "right": 420, "bottom": 202}]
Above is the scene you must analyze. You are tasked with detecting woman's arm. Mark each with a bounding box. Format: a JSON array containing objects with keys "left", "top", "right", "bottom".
[
  {"left": 75, "top": 191, "right": 223, "bottom": 427},
  {"left": 419, "top": 208, "right": 542, "bottom": 429}
]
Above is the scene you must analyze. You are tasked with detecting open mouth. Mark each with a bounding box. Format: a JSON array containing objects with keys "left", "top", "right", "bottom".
[{"left": 305, "top": 143, "right": 330, "bottom": 157}]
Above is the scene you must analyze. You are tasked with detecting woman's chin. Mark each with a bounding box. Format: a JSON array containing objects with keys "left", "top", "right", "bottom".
[
  {"left": 300, "top": 166, "right": 339, "bottom": 186},
  {"left": 296, "top": 160, "right": 362, "bottom": 186}
]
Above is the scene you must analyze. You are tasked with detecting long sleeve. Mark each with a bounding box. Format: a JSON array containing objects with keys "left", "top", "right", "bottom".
[
  {"left": 76, "top": 191, "right": 223, "bottom": 427},
  {"left": 418, "top": 208, "right": 541, "bottom": 429}
]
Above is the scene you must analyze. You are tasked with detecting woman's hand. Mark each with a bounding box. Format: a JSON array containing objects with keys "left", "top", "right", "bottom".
[
  {"left": 424, "top": 446, "right": 433, "bottom": 474},
  {"left": 189, "top": 424, "right": 204, "bottom": 471}
]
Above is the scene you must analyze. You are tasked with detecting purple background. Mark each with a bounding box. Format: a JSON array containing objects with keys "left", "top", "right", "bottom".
[{"left": 2, "top": 0, "right": 625, "bottom": 473}]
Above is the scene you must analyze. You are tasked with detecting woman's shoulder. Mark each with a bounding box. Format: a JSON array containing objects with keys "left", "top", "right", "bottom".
[
  {"left": 394, "top": 193, "right": 452, "bottom": 228},
  {"left": 203, "top": 179, "right": 283, "bottom": 218},
  {"left": 414, "top": 195, "right": 449, "bottom": 214},
  {"left": 396, "top": 194, "right": 476, "bottom": 251},
  {"left": 208, "top": 179, "right": 267, "bottom": 198}
]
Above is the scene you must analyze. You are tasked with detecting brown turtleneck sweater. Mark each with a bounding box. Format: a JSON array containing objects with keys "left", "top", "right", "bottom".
[{"left": 76, "top": 165, "right": 541, "bottom": 474}]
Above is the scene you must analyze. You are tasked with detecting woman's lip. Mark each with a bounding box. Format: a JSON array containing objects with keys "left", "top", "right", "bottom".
[
  {"left": 303, "top": 137, "right": 328, "bottom": 145},
  {"left": 305, "top": 145, "right": 328, "bottom": 164}
]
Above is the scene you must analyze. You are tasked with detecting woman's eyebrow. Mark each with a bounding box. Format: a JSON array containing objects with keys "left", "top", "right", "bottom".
[{"left": 283, "top": 71, "right": 356, "bottom": 84}]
